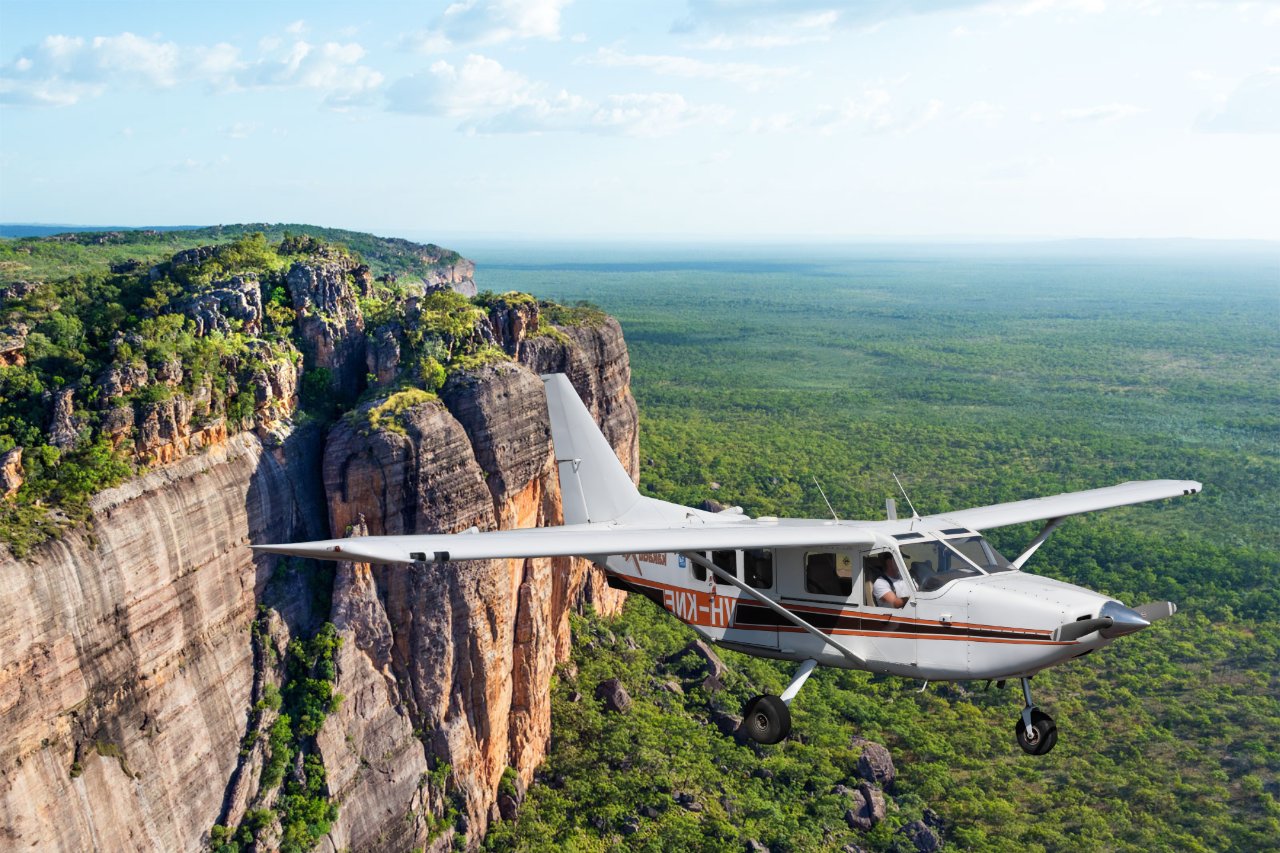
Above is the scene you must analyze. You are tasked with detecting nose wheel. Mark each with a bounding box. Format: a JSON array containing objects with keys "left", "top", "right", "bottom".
[{"left": 1014, "top": 677, "right": 1057, "bottom": 755}]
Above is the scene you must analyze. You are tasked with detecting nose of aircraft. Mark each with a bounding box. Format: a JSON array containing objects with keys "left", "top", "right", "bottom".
[{"left": 1097, "top": 599, "right": 1151, "bottom": 638}]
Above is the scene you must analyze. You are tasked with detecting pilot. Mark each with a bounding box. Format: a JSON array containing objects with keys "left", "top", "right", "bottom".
[{"left": 873, "top": 553, "right": 911, "bottom": 609}]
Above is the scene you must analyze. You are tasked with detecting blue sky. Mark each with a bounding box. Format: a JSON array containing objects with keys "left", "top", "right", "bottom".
[{"left": 1, "top": 0, "right": 1277, "bottom": 239}]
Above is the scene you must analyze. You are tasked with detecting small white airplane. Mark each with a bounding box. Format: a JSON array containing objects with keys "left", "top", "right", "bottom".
[{"left": 256, "top": 374, "right": 1199, "bottom": 755}]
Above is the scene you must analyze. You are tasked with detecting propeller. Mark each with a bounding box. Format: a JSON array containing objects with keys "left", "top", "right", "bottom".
[{"left": 1050, "top": 600, "right": 1177, "bottom": 642}]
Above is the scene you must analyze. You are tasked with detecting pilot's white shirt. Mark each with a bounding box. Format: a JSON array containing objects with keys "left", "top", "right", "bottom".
[{"left": 872, "top": 575, "right": 912, "bottom": 607}]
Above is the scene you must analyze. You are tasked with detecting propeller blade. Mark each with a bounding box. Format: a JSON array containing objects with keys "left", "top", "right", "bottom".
[
  {"left": 1132, "top": 601, "right": 1177, "bottom": 622},
  {"left": 1052, "top": 617, "right": 1113, "bottom": 642}
]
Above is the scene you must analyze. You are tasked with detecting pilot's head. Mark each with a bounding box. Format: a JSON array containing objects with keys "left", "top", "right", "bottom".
[{"left": 882, "top": 553, "right": 900, "bottom": 577}]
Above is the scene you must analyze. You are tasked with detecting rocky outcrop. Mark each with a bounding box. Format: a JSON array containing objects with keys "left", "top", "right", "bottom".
[
  {"left": 365, "top": 323, "right": 402, "bottom": 386},
  {"left": 318, "top": 323, "right": 637, "bottom": 851},
  {"left": 0, "top": 323, "right": 28, "bottom": 367},
  {"left": 487, "top": 298, "right": 538, "bottom": 356},
  {"left": 425, "top": 258, "right": 477, "bottom": 298},
  {"left": 519, "top": 317, "right": 640, "bottom": 482},
  {"left": 178, "top": 274, "right": 264, "bottom": 337},
  {"left": 288, "top": 261, "right": 367, "bottom": 399},
  {"left": 0, "top": 429, "right": 326, "bottom": 852},
  {"left": 46, "top": 386, "right": 80, "bottom": 454},
  {"left": 0, "top": 447, "right": 22, "bottom": 498},
  {"left": 95, "top": 362, "right": 150, "bottom": 404}
]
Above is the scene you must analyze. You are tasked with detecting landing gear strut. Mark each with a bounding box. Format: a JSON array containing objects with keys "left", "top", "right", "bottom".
[
  {"left": 1014, "top": 677, "right": 1057, "bottom": 755},
  {"left": 742, "top": 659, "right": 817, "bottom": 745}
]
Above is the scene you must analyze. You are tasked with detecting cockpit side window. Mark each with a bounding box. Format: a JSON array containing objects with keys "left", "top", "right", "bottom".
[{"left": 947, "top": 536, "right": 1014, "bottom": 573}]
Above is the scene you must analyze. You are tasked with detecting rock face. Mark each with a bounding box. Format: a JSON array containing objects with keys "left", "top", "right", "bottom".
[
  {"left": 0, "top": 238, "right": 640, "bottom": 852},
  {"left": 0, "top": 447, "right": 22, "bottom": 498},
  {"left": 0, "top": 430, "right": 326, "bottom": 852},
  {"left": 0, "top": 322, "right": 28, "bottom": 367},
  {"left": 287, "top": 261, "right": 367, "bottom": 399},
  {"left": 425, "top": 257, "right": 478, "bottom": 297},
  {"left": 319, "top": 323, "right": 636, "bottom": 850}
]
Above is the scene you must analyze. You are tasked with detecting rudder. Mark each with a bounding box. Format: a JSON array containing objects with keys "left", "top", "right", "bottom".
[{"left": 541, "top": 373, "right": 640, "bottom": 524}]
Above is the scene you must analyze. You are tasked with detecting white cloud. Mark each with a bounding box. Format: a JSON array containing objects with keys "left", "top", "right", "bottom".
[
  {"left": 1060, "top": 102, "right": 1145, "bottom": 121},
  {"left": 1195, "top": 65, "right": 1280, "bottom": 132},
  {"left": 400, "top": 0, "right": 575, "bottom": 53},
  {"left": 751, "top": 89, "right": 942, "bottom": 135},
  {"left": 387, "top": 53, "right": 731, "bottom": 136},
  {"left": 285, "top": 20, "right": 307, "bottom": 35},
  {"left": 961, "top": 100, "right": 1005, "bottom": 121},
  {"left": 582, "top": 47, "right": 801, "bottom": 92},
  {"left": 225, "top": 121, "right": 261, "bottom": 138},
  {"left": 0, "top": 31, "right": 380, "bottom": 108},
  {"left": 236, "top": 41, "right": 384, "bottom": 107}
]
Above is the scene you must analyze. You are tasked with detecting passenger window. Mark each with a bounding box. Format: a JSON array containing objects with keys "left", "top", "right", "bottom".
[
  {"left": 712, "top": 550, "right": 737, "bottom": 578},
  {"left": 805, "top": 552, "right": 853, "bottom": 597},
  {"left": 692, "top": 553, "right": 706, "bottom": 581},
  {"left": 744, "top": 548, "right": 773, "bottom": 589}
]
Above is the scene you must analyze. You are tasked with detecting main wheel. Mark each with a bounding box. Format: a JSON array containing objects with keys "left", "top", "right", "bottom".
[
  {"left": 742, "top": 695, "right": 791, "bottom": 745},
  {"left": 1015, "top": 709, "right": 1058, "bottom": 756}
]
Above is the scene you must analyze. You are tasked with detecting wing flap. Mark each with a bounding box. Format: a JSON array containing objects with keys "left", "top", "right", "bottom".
[
  {"left": 927, "top": 479, "right": 1202, "bottom": 531},
  {"left": 252, "top": 522, "right": 877, "bottom": 565}
]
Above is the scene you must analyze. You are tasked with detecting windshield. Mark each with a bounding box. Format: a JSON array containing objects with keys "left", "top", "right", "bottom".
[
  {"left": 898, "top": 541, "right": 984, "bottom": 591},
  {"left": 945, "top": 536, "right": 1015, "bottom": 573}
]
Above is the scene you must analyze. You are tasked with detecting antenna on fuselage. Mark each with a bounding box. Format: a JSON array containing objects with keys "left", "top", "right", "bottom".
[
  {"left": 812, "top": 476, "right": 840, "bottom": 521},
  {"left": 892, "top": 472, "right": 920, "bottom": 521}
]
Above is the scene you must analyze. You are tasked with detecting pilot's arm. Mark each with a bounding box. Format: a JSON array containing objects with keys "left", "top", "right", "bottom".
[{"left": 872, "top": 575, "right": 909, "bottom": 609}]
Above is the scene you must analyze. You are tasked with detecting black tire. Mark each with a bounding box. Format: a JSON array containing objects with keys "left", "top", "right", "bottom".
[
  {"left": 1015, "top": 709, "right": 1057, "bottom": 756},
  {"left": 742, "top": 695, "right": 791, "bottom": 745}
]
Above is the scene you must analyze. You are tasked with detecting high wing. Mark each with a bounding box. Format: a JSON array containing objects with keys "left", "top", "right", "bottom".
[
  {"left": 925, "top": 479, "right": 1202, "bottom": 531},
  {"left": 250, "top": 521, "right": 876, "bottom": 565}
]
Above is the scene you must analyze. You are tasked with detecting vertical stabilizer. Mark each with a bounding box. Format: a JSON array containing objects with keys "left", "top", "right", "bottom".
[{"left": 541, "top": 373, "right": 641, "bottom": 524}]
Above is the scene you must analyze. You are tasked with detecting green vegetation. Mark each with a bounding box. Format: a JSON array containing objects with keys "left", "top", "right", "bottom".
[
  {"left": 479, "top": 248, "right": 1279, "bottom": 852},
  {"left": 212, "top": 621, "right": 344, "bottom": 853},
  {"left": 0, "top": 228, "right": 544, "bottom": 556},
  {"left": 349, "top": 388, "right": 439, "bottom": 436}
]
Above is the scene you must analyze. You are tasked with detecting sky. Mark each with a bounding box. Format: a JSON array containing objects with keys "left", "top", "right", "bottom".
[{"left": 1, "top": 0, "right": 1278, "bottom": 241}]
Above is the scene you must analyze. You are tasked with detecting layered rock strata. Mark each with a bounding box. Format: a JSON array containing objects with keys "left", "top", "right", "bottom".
[{"left": 0, "top": 310, "right": 637, "bottom": 853}]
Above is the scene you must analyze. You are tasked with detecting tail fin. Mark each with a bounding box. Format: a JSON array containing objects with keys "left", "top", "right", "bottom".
[{"left": 541, "top": 373, "right": 640, "bottom": 524}]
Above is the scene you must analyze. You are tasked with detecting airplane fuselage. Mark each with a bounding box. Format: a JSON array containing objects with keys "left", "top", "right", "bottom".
[{"left": 598, "top": 520, "right": 1117, "bottom": 682}]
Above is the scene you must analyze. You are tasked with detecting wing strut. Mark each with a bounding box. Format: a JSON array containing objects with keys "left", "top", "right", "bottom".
[
  {"left": 1011, "top": 516, "right": 1067, "bottom": 570},
  {"left": 678, "top": 551, "right": 866, "bottom": 668}
]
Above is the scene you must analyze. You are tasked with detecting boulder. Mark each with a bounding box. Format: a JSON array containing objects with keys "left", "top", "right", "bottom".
[
  {"left": 699, "top": 498, "right": 726, "bottom": 513},
  {"left": 678, "top": 639, "right": 727, "bottom": 680},
  {"left": 497, "top": 793, "right": 520, "bottom": 822},
  {"left": 595, "top": 678, "right": 632, "bottom": 714},
  {"left": 856, "top": 742, "right": 897, "bottom": 786},
  {"left": 703, "top": 674, "right": 726, "bottom": 693},
  {"left": 712, "top": 710, "right": 744, "bottom": 741},
  {"left": 0, "top": 447, "right": 23, "bottom": 498},
  {"left": 844, "top": 784, "right": 886, "bottom": 833},
  {"left": 659, "top": 680, "right": 684, "bottom": 695},
  {"left": 900, "top": 820, "right": 943, "bottom": 853},
  {"left": 752, "top": 768, "right": 774, "bottom": 780}
]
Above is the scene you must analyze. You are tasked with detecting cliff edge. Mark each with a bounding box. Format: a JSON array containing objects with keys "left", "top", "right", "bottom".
[{"left": 0, "top": 230, "right": 635, "bottom": 853}]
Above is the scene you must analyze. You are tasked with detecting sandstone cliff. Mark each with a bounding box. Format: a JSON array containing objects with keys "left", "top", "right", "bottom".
[{"left": 0, "top": 234, "right": 636, "bottom": 853}]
